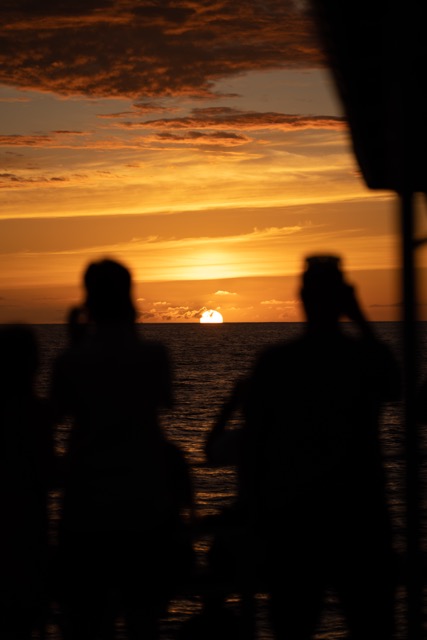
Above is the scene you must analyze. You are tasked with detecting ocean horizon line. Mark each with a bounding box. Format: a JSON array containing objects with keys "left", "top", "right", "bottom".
[{"left": 1, "top": 319, "right": 421, "bottom": 326}]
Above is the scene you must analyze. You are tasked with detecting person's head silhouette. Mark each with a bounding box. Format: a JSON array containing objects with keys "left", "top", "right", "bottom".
[
  {"left": 84, "top": 258, "right": 136, "bottom": 325},
  {"left": 301, "top": 254, "right": 347, "bottom": 329}
]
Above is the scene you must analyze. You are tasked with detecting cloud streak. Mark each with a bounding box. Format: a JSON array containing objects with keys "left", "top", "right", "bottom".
[
  {"left": 0, "top": 109, "right": 344, "bottom": 155},
  {"left": 148, "top": 130, "right": 252, "bottom": 146},
  {"left": 124, "top": 108, "right": 345, "bottom": 132}
]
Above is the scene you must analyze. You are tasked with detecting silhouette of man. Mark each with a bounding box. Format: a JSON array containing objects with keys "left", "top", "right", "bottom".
[
  {"left": 242, "top": 255, "right": 400, "bottom": 640},
  {"left": 0, "top": 325, "right": 54, "bottom": 640},
  {"left": 50, "top": 258, "right": 194, "bottom": 640}
]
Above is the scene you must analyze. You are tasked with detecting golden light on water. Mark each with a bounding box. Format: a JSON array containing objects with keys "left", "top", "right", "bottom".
[{"left": 199, "top": 309, "right": 224, "bottom": 324}]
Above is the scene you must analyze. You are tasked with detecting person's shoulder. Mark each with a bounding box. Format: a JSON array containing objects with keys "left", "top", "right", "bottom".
[
  {"left": 163, "top": 439, "right": 187, "bottom": 465},
  {"left": 138, "top": 338, "right": 169, "bottom": 354},
  {"left": 346, "top": 331, "right": 395, "bottom": 358},
  {"left": 255, "top": 335, "right": 303, "bottom": 365},
  {"left": 135, "top": 338, "right": 171, "bottom": 366},
  {"left": 247, "top": 338, "right": 303, "bottom": 388},
  {"left": 163, "top": 440, "right": 192, "bottom": 490}
]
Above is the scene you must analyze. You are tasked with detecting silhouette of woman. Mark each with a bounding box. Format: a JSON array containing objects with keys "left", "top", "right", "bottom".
[
  {"left": 0, "top": 324, "right": 54, "bottom": 640},
  {"left": 51, "top": 258, "right": 194, "bottom": 640},
  {"left": 241, "top": 255, "right": 401, "bottom": 640}
]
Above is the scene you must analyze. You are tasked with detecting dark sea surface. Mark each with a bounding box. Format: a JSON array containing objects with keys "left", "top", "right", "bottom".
[{"left": 31, "top": 321, "right": 427, "bottom": 639}]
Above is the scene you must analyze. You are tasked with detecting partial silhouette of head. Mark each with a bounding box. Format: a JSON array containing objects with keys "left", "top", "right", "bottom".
[
  {"left": 0, "top": 324, "right": 39, "bottom": 395},
  {"left": 84, "top": 258, "right": 136, "bottom": 325},
  {"left": 301, "top": 254, "right": 346, "bottom": 328}
]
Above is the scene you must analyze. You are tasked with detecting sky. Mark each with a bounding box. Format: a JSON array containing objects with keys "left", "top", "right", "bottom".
[{"left": 1, "top": 0, "right": 427, "bottom": 323}]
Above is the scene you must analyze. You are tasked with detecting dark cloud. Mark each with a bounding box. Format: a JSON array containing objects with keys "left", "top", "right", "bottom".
[
  {"left": 0, "top": 135, "right": 54, "bottom": 146},
  {"left": 98, "top": 101, "right": 176, "bottom": 119},
  {"left": 0, "top": 132, "right": 88, "bottom": 148},
  {"left": 139, "top": 304, "right": 207, "bottom": 321},
  {"left": 52, "top": 130, "right": 85, "bottom": 135},
  {"left": 126, "top": 107, "right": 345, "bottom": 131},
  {"left": 0, "top": 172, "right": 69, "bottom": 185},
  {"left": 0, "top": 131, "right": 146, "bottom": 150},
  {"left": 2, "top": 0, "right": 115, "bottom": 17},
  {"left": 0, "top": 1, "right": 322, "bottom": 98},
  {"left": 130, "top": 5, "right": 195, "bottom": 23},
  {"left": 151, "top": 130, "right": 251, "bottom": 146}
]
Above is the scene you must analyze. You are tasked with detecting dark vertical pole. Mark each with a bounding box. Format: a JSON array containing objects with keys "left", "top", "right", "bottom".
[{"left": 400, "top": 190, "right": 422, "bottom": 639}]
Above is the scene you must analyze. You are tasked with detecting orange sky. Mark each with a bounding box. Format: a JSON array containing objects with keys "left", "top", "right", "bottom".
[{"left": 1, "top": 1, "right": 427, "bottom": 323}]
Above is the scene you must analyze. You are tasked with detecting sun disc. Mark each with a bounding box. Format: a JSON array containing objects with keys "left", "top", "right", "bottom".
[{"left": 200, "top": 309, "right": 224, "bottom": 323}]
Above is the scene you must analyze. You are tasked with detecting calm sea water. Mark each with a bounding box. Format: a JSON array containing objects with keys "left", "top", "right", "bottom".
[{"left": 31, "top": 321, "right": 427, "bottom": 639}]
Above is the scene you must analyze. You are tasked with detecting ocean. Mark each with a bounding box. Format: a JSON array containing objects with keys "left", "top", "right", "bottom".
[{"left": 31, "top": 321, "right": 426, "bottom": 639}]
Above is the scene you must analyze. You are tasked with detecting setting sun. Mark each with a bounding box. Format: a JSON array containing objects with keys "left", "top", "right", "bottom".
[{"left": 199, "top": 309, "right": 224, "bottom": 324}]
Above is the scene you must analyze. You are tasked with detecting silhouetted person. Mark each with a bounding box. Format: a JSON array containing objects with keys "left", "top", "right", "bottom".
[
  {"left": 0, "top": 324, "right": 54, "bottom": 639},
  {"left": 241, "top": 255, "right": 401, "bottom": 639},
  {"left": 50, "top": 258, "right": 194, "bottom": 640}
]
